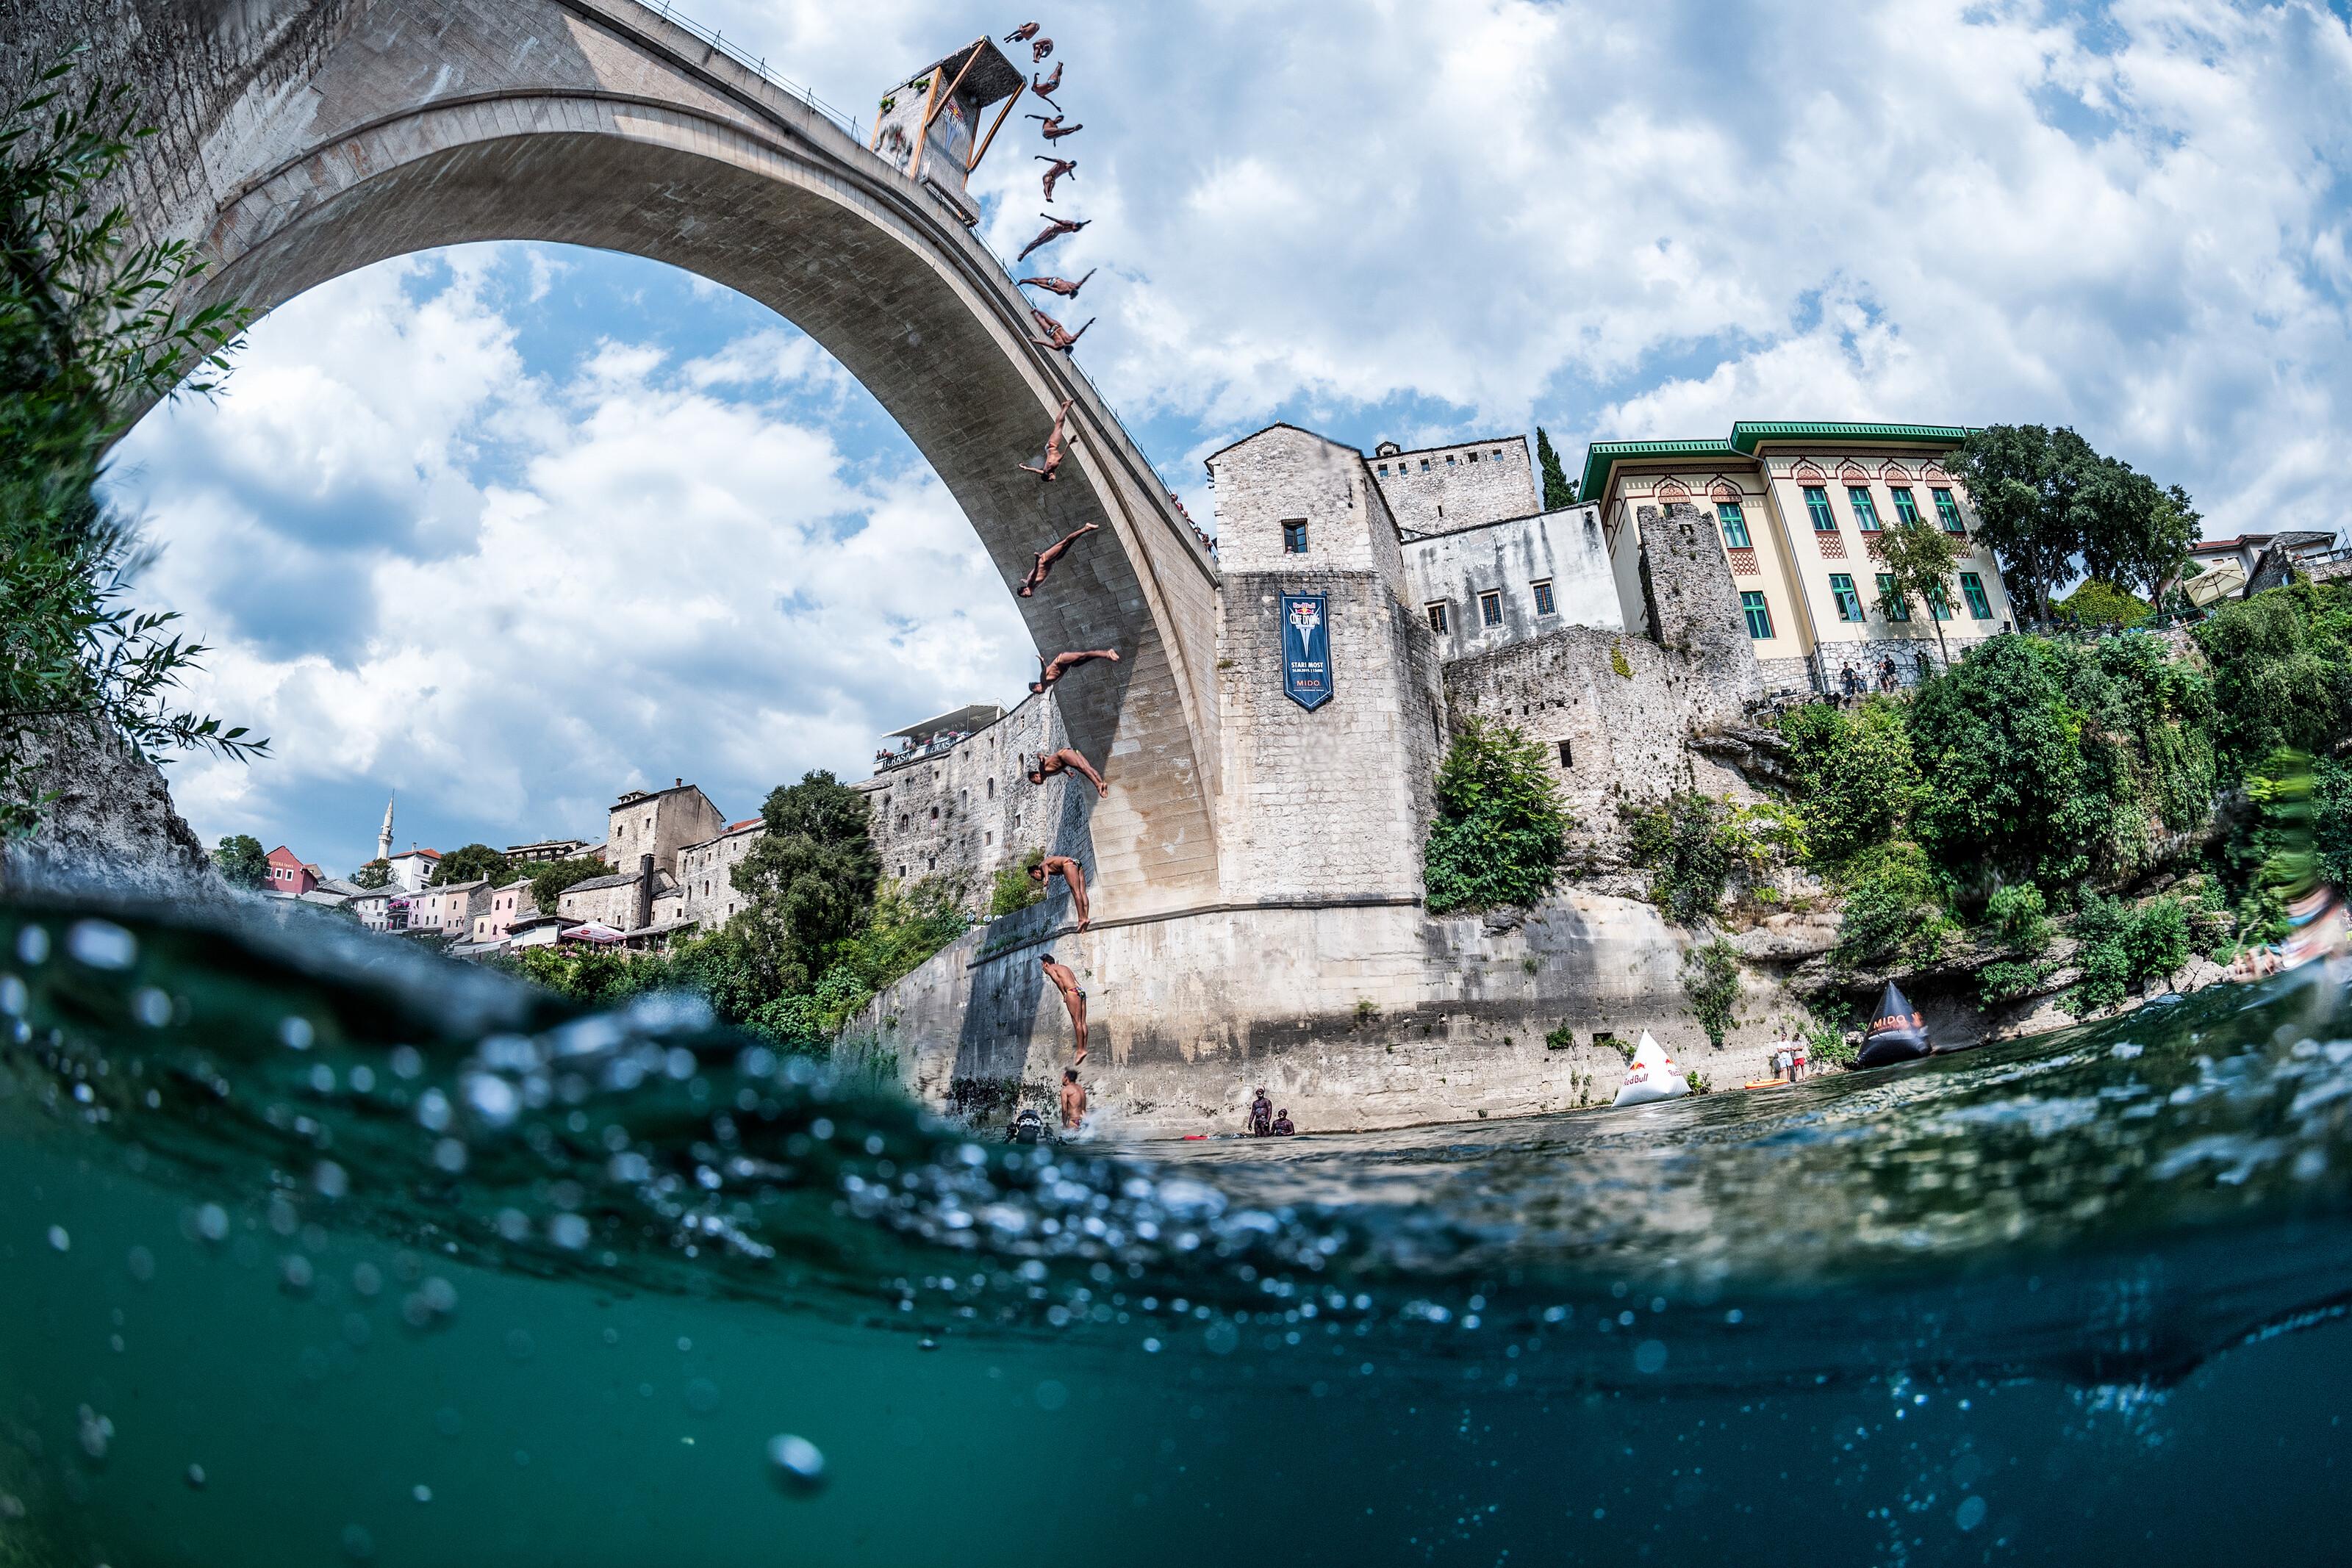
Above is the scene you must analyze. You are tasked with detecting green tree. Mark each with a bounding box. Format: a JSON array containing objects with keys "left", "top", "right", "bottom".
[
  {"left": 528, "top": 855, "right": 610, "bottom": 916},
  {"left": 431, "top": 841, "right": 511, "bottom": 887},
  {"left": 2, "top": 61, "right": 262, "bottom": 836},
  {"left": 730, "top": 769, "right": 881, "bottom": 994},
  {"left": 1776, "top": 698, "right": 1920, "bottom": 870},
  {"left": 1943, "top": 423, "right": 2090, "bottom": 621},
  {"left": 212, "top": 832, "right": 268, "bottom": 889},
  {"left": 1831, "top": 841, "right": 1951, "bottom": 973},
  {"left": 1422, "top": 720, "right": 1570, "bottom": 913},
  {"left": 1906, "top": 635, "right": 2105, "bottom": 889},
  {"left": 2053, "top": 578, "right": 2151, "bottom": 629},
  {"left": 1869, "top": 509, "right": 1962, "bottom": 666},
  {"left": 989, "top": 848, "right": 1045, "bottom": 917},
  {"left": 1535, "top": 426, "right": 1577, "bottom": 509},
  {"left": 2082, "top": 473, "right": 2199, "bottom": 605},
  {"left": 1681, "top": 938, "right": 1743, "bottom": 1050},
  {"left": 351, "top": 857, "right": 391, "bottom": 889},
  {"left": 2190, "top": 580, "right": 2352, "bottom": 774}
]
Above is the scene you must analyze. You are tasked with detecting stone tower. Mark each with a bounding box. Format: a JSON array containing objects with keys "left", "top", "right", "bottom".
[
  {"left": 376, "top": 797, "right": 394, "bottom": 864},
  {"left": 1634, "top": 501, "right": 1763, "bottom": 710}
]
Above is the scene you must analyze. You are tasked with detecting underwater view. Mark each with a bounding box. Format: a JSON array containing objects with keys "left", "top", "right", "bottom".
[{"left": 6, "top": 894, "right": 2352, "bottom": 1566}]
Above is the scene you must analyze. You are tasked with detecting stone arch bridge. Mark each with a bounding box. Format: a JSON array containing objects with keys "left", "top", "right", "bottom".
[{"left": 6, "top": 0, "right": 1221, "bottom": 917}]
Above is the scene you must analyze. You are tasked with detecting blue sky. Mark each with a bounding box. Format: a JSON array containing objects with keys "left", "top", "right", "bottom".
[{"left": 107, "top": 0, "right": 2352, "bottom": 874}]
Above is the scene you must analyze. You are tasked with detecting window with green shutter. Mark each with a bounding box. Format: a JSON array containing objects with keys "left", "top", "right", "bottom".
[
  {"left": 1804, "top": 486, "right": 1835, "bottom": 531},
  {"left": 1960, "top": 572, "right": 1993, "bottom": 619},
  {"left": 1740, "top": 591, "right": 1773, "bottom": 639},
  {"left": 1717, "top": 501, "right": 1751, "bottom": 548},
  {"left": 1848, "top": 486, "right": 1882, "bottom": 532},
  {"left": 1929, "top": 582, "right": 1954, "bottom": 620},
  {"left": 1875, "top": 572, "right": 1910, "bottom": 621},
  {"left": 1933, "top": 488, "right": 1965, "bottom": 533},
  {"left": 1829, "top": 573, "right": 1863, "bottom": 622},
  {"left": 1890, "top": 487, "right": 1922, "bottom": 528}
]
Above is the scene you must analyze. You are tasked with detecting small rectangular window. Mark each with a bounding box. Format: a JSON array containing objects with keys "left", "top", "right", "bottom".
[
  {"left": 1849, "top": 486, "right": 1882, "bottom": 532},
  {"left": 1876, "top": 572, "right": 1910, "bottom": 621},
  {"left": 1281, "top": 519, "right": 1308, "bottom": 553},
  {"left": 1829, "top": 572, "right": 1864, "bottom": 622},
  {"left": 1804, "top": 486, "right": 1836, "bottom": 531},
  {"left": 1376, "top": 464, "right": 1388, "bottom": 475},
  {"left": 1420, "top": 458, "right": 1430, "bottom": 470},
  {"left": 1426, "top": 601, "right": 1449, "bottom": 634},
  {"left": 1532, "top": 580, "right": 1556, "bottom": 616},
  {"left": 1479, "top": 591, "right": 1503, "bottom": 627},
  {"left": 1933, "top": 487, "right": 1965, "bottom": 533},
  {"left": 1557, "top": 740, "right": 1574, "bottom": 768},
  {"left": 1890, "top": 486, "right": 1922, "bottom": 528},
  {"left": 1467, "top": 451, "right": 1478, "bottom": 463},
  {"left": 1717, "top": 501, "right": 1751, "bottom": 548},
  {"left": 1929, "top": 582, "right": 1954, "bottom": 620},
  {"left": 1740, "top": 590, "right": 1774, "bottom": 639},
  {"left": 1446, "top": 454, "right": 1457, "bottom": 465},
  {"left": 1961, "top": 571, "right": 1993, "bottom": 619}
]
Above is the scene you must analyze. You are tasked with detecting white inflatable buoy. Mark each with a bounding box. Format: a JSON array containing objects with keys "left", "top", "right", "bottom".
[{"left": 1611, "top": 1030, "right": 1690, "bottom": 1108}]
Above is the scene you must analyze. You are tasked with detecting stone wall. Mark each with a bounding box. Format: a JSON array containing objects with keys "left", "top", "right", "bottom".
[
  {"left": 1633, "top": 502, "right": 1765, "bottom": 706},
  {"left": 853, "top": 694, "right": 1078, "bottom": 911},
  {"left": 0, "top": 716, "right": 222, "bottom": 901},
  {"left": 1370, "top": 436, "right": 1538, "bottom": 535},
  {"left": 845, "top": 891, "right": 1803, "bottom": 1135},
  {"left": 677, "top": 820, "right": 763, "bottom": 929},
  {"left": 1403, "top": 503, "right": 1620, "bottom": 658},
  {"left": 1442, "top": 625, "right": 1760, "bottom": 868}
]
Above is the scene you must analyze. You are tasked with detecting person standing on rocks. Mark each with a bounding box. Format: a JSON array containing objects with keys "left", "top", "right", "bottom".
[
  {"left": 1041, "top": 953, "right": 1089, "bottom": 1064},
  {"left": 1247, "top": 1087, "right": 1273, "bottom": 1137}
]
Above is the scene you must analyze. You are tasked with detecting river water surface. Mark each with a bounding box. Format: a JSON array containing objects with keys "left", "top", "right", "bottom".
[{"left": 4, "top": 894, "right": 2351, "bottom": 1564}]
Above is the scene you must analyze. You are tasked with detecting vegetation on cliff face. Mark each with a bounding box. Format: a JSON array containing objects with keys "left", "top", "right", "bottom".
[
  {"left": 2, "top": 63, "right": 264, "bottom": 838},
  {"left": 1423, "top": 719, "right": 1570, "bottom": 913}
]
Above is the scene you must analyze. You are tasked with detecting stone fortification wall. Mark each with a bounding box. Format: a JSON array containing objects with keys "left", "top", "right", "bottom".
[
  {"left": 1444, "top": 625, "right": 1759, "bottom": 869},
  {"left": 1371, "top": 436, "right": 1538, "bottom": 535},
  {"left": 845, "top": 891, "right": 1799, "bottom": 1135},
  {"left": 1404, "top": 504, "right": 1619, "bottom": 658},
  {"left": 1634, "top": 502, "right": 1765, "bottom": 706},
  {"left": 855, "top": 694, "right": 1078, "bottom": 910},
  {"left": 1214, "top": 569, "right": 1445, "bottom": 903}
]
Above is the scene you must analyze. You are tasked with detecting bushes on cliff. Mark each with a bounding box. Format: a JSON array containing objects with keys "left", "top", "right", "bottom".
[
  {"left": 730, "top": 770, "right": 882, "bottom": 996},
  {"left": 1830, "top": 842, "right": 1951, "bottom": 974},
  {"left": 1621, "top": 791, "right": 1801, "bottom": 926},
  {"left": 989, "top": 849, "right": 1045, "bottom": 918},
  {"left": 1423, "top": 719, "right": 1568, "bottom": 913},
  {"left": 2191, "top": 580, "right": 2352, "bottom": 772},
  {"left": 1681, "top": 938, "right": 1743, "bottom": 1049},
  {"left": 1776, "top": 698, "right": 1918, "bottom": 870},
  {"left": 1, "top": 64, "right": 262, "bottom": 836}
]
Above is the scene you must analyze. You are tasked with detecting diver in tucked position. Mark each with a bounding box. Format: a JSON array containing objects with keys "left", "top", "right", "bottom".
[
  {"left": 1028, "top": 747, "right": 1108, "bottom": 798},
  {"left": 1028, "top": 853, "right": 1091, "bottom": 930},
  {"left": 1030, "top": 648, "right": 1119, "bottom": 694},
  {"left": 1041, "top": 954, "right": 1089, "bottom": 1065},
  {"left": 1017, "top": 521, "right": 1099, "bottom": 596}
]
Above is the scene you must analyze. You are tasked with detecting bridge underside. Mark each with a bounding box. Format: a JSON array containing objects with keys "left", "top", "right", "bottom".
[{"left": 4, "top": 0, "right": 1222, "bottom": 916}]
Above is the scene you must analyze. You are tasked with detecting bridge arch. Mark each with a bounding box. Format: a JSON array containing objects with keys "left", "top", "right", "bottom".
[{"left": 16, "top": 0, "right": 1222, "bottom": 915}]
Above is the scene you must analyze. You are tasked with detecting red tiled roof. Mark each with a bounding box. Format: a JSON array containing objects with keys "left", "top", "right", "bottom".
[{"left": 728, "top": 819, "right": 761, "bottom": 832}]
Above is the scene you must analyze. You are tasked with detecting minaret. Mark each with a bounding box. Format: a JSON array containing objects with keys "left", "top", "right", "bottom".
[{"left": 376, "top": 796, "right": 394, "bottom": 863}]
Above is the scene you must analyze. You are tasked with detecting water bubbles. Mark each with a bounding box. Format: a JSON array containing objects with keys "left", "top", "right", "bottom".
[
  {"left": 504, "top": 1329, "right": 535, "bottom": 1363},
  {"left": 280, "top": 1254, "right": 315, "bottom": 1293},
  {"left": 460, "top": 1071, "right": 519, "bottom": 1128},
  {"left": 665, "top": 1046, "right": 697, "bottom": 1081},
  {"left": 348, "top": 1065, "right": 376, "bottom": 1093},
  {"left": 312, "top": 1161, "right": 349, "bottom": 1201},
  {"left": 766, "top": 1434, "right": 826, "bottom": 1495},
  {"left": 76, "top": 1405, "right": 112, "bottom": 1460},
  {"left": 495, "top": 1208, "right": 531, "bottom": 1242},
  {"left": 15, "top": 923, "right": 51, "bottom": 963},
  {"left": 129, "top": 986, "right": 172, "bottom": 1026},
  {"left": 309, "top": 1065, "right": 336, "bottom": 1095},
  {"left": 46, "top": 1224, "right": 68, "bottom": 1252},
  {"left": 1202, "top": 1320, "right": 1239, "bottom": 1356},
  {"left": 0, "top": 974, "right": 27, "bottom": 1017},
  {"left": 403, "top": 1277, "right": 459, "bottom": 1328},
  {"left": 186, "top": 1463, "right": 207, "bottom": 1489},
  {"left": 431, "top": 1137, "right": 468, "bottom": 1173},
  {"left": 550, "top": 1213, "right": 591, "bottom": 1251},
  {"left": 268, "top": 1197, "right": 300, "bottom": 1237},
  {"left": 1954, "top": 1495, "right": 1987, "bottom": 1531},
  {"left": 66, "top": 919, "right": 136, "bottom": 971},
  {"left": 196, "top": 1204, "right": 230, "bottom": 1243},
  {"left": 351, "top": 1262, "right": 383, "bottom": 1298},
  {"left": 390, "top": 1046, "right": 424, "bottom": 1080},
  {"left": 416, "top": 1088, "right": 452, "bottom": 1132},
  {"left": 810, "top": 1118, "right": 834, "bottom": 1142},
  {"left": 603, "top": 1327, "right": 620, "bottom": 1345},
  {"left": 1634, "top": 1339, "right": 1669, "bottom": 1374},
  {"left": 684, "top": 1378, "right": 721, "bottom": 1414},
  {"left": 126, "top": 1245, "right": 155, "bottom": 1283}
]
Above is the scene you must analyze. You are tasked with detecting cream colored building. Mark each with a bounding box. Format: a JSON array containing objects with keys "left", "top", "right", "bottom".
[{"left": 1582, "top": 422, "right": 2017, "bottom": 694}]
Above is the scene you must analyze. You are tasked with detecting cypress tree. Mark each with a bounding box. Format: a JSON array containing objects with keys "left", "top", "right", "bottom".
[{"left": 1535, "top": 426, "right": 1577, "bottom": 510}]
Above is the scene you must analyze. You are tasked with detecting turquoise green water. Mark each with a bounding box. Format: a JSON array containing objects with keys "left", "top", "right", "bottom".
[{"left": 4, "top": 894, "right": 2351, "bottom": 1564}]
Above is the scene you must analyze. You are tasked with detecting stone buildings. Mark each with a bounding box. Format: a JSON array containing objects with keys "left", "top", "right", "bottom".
[
  {"left": 603, "top": 781, "right": 725, "bottom": 878},
  {"left": 853, "top": 696, "right": 1074, "bottom": 912}
]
